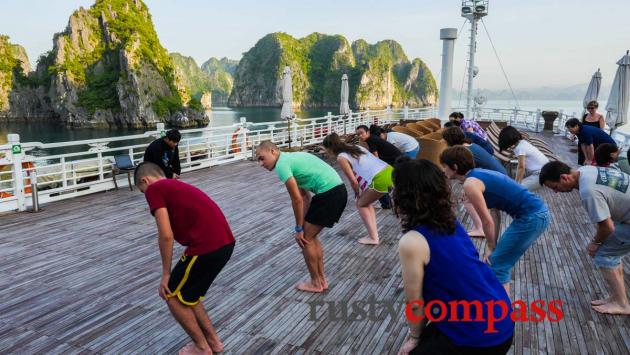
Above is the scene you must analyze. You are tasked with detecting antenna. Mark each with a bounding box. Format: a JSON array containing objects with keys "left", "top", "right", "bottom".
[{"left": 461, "top": 0, "right": 488, "bottom": 119}]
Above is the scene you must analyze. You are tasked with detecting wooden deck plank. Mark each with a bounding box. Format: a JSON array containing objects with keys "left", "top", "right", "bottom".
[{"left": 0, "top": 132, "right": 628, "bottom": 354}]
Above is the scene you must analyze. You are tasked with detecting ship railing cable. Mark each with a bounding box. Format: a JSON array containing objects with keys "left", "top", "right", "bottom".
[{"left": 480, "top": 18, "right": 520, "bottom": 109}]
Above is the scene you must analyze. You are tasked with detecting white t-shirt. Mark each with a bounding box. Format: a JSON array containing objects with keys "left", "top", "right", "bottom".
[
  {"left": 514, "top": 140, "right": 549, "bottom": 173},
  {"left": 578, "top": 166, "right": 630, "bottom": 224},
  {"left": 338, "top": 146, "right": 388, "bottom": 191},
  {"left": 386, "top": 132, "right": 419, "bottom": 153}
]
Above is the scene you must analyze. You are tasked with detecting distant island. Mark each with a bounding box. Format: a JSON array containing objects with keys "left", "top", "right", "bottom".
[
  {"left": 229, "top": 33, "right": 437, "bottom": 110},
  {"left": 457, "top": 83, "right": 611, "bottom": 101},
  {"left": 0, "top": 0, "right": 438, "bottom": 128}
]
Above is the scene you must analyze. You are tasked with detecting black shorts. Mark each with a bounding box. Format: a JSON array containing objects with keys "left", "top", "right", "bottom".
[
  {"left": 410, "top": 322, "right": 513, "bottom": 355},
  {"left": 168, "top": 243, "right": 234, "bottom": 306},
  {"left": 305, "top": 184, "right": 348, "bottom": 228}
]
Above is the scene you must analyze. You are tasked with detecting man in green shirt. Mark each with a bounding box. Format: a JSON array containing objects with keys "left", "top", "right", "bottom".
[{"left": 256, "top": 141, "right": 348, "bottom": 293}]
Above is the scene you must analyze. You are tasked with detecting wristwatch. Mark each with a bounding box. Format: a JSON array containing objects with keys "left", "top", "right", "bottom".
[{"left": 295, "top": 225, "right": 304, "bottom": 233}]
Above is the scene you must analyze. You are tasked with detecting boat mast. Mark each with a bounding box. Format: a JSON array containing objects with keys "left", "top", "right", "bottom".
[{"left": 461, "top": 1, "right": 488, "bottom": 119}]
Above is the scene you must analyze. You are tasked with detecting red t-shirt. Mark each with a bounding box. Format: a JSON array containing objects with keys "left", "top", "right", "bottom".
[{"left": 144, "top": 179, "right": 235, "bottom": 255}]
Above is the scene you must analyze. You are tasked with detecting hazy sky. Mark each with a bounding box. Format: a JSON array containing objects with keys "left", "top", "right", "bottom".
[{"left": 1, "top": 0, "right": 629, "bottom": 90}]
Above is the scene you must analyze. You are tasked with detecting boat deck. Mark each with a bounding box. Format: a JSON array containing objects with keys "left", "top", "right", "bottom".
[{"left": 0, "top": 132, "right": 629, "bottom": 354}]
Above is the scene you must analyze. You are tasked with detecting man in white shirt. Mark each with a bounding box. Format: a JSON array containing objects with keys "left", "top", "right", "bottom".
[
  {"left": 540, "top": 161, "right": 630, "bottom": 315},
  {"left": 369, "top": 125, "right": 420, "bottom": 158}
]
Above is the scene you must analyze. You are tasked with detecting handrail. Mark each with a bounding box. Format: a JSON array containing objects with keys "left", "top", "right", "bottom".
[{"left": 2, "top": 105, "right": 627, "bottom": 214}]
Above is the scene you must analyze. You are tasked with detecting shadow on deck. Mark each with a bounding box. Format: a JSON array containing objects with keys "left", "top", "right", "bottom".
[{"left": 0, "top": 132, "right": 628, "bottom": 354}]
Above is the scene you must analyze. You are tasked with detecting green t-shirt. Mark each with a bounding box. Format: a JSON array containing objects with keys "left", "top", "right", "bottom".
[{"left": 274, "top": 152, "right": 342, "bottom": 194}]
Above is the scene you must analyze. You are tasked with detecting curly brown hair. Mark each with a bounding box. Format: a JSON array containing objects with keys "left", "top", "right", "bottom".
[{"left": 392, "top": 158, "right": 456, "bottom": 234}]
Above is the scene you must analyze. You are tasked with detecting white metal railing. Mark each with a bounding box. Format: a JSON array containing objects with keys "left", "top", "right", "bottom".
[
  {"left": 0, "top": 106, "right": 437, "bottom": 213},
  {"left": 2, "top": 105, "right": 627, "bottom": 213}
]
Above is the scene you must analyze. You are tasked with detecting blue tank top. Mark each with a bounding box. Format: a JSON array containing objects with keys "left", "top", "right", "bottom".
[
  {"left": 416, "top": 222, "right": 514, "bottom": 347},
  {"left": 467, "top": 168, "right": 546, "bottom": 218}
]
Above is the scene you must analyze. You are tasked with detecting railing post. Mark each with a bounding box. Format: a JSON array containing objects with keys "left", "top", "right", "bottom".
[
  {"left": 510, "top": 106, "right": 517, "bottom": 126},
  {"left": 97, "top": 151, "right": 104, "bottom": 180},
  {"left": 556, "top": 109, "right": 565, "bottom": 134},
  {"left": 239, "top": 117, "right": 248, "bottom": 156},
  {"left": 535, "top": 109, "right": 542, "bottom": 132},
  {"left": 386, "top": 105, "right": 392, "bottom": 123},
  {"left": 186, "top": 140, "right": 191, "bottom": 165},
  {"left": 30, "top": 169, "right": 39, "bottom": 212},
  {"left": 128, "top": 148, "right": 135, "bottom": 165},
  {"left": 327, "top": 112, "right": 332, "bottom": 137},
  {"left": 157, "top": 122, "right": 166, "bottom": 137},
  {"left": 403, "top": 106, "right": 409, "bottom": 121},
  {"left": 8, "top": 134, "right": 26, "bottom": 211},
  {"left": 61, "top": 157, "right": 68, "bottom": 188}
]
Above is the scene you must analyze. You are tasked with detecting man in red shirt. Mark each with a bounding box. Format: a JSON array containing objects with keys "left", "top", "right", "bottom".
[{"left": 135, "top": 162, "right": 235, "bottom": 355}]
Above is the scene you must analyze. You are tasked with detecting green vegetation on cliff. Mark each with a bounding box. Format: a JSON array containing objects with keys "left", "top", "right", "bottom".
[
  {"left": 45, "top": 0, "right": 190, "bottom": 120},
  {"left": 201, "top": 57, "right": 238, "bottom": 105},
  {"left": 229, "top": 32, "right": 437, "bottom": 109},
  {"left": 170, "top": 53, "right": 213, "bottom": 100},
  {"left": 0, "top": 35, "right": 32, "bottom": 110}
]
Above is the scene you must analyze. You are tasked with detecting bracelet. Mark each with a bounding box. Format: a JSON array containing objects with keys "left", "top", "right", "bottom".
[
  {"left": 295, "top": 225, "right": 304, "bottom": 233},
  {"left": 591, "top": 240, "right": 603, "bottom": 246}
]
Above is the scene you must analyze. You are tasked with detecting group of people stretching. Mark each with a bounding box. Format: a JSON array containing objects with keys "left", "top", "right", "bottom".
[{"left": 132, "top": 107, "right": 629, "bottom": 354}]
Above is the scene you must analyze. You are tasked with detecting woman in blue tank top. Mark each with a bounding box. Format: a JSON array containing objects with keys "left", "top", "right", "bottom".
[
  {"left": 393, "top": 158, "right": 514, "bottom": 355},
  {"left": 439, "top": 146, "right": 550, "bottom": 294}
]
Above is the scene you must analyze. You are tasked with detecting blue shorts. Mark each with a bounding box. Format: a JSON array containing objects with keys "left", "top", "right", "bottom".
[
  {"left": 405, "top": 147, "right": 420, "bottom": 159},
  {"left": 489, "top": 208, "right": 550, "bottom": 284},
  {"left": 594, "top": 223, "right": 630, "bottom": 269}
]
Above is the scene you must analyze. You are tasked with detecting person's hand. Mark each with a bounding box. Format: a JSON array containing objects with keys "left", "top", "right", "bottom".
[
  {"left": 295, "top": 231, "right": 309, "bottom": 249},
  {"left": 483, "top": 245, "right": 494, "bottom": 264},
  {"left": 351, "top": 183, "right": 360, "bottom": 199},
  {"left": 584, "top": 160, "right": 592, "bottom": 166},
  {"left": 172, "top": 173, "right": 180, "bottom": 179},
  {"left": 159, "top": 273, "right": 172, "bottom": 300},
  {"left": 587, "top": 241, "right": 600, "bottom": 257},
  {"left": 397, "top": 335, "right": 419, "bottom": 355}
]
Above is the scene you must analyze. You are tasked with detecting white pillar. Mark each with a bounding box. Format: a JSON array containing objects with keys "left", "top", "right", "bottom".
[
  {"left": 438, "top": 28, "right": 457, "bottom": 124},
  {"left": 8, "top": 134, "right": 26, "bottom": 211},
  {"left": 157, "top": 122, "right": 166, "bottom": 138},
  {"left": 465, "top": 20, "right": 478, "bottom": 120}
]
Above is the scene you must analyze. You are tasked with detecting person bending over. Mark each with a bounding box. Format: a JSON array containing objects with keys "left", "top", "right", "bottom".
[
  {"left": 255, "top": 141, "right": 347, "bottom": 292},
  {"left": 394, "top": 158, "right": 514, "bottom": 355},
  {"left": 135, "top": 162, "right": 235, "bottom": 355}
]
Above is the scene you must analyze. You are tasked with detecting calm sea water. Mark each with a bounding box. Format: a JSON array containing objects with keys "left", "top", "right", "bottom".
[
  {"left": 1, "top": 100, "right": 628, "bottom": 145},
  {"left": 0, "top": 107, "right": 331, "bottom": 145}
]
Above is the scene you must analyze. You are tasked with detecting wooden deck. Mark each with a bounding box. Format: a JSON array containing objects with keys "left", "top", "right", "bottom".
[{"left": 0, "top": 132, "right": 628, "bottom": 354}]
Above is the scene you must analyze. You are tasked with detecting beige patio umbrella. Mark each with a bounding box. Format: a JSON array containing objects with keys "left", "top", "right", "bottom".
[
  {"left": 583, "top": 69, "right": 602, "bottom": 109},
  {"left": 280, "top": 66, "right": 295, "bottom": 147},
  {"left": 340, "top": 74, "right": 350, "bottom": 135},
  {"left": 605, "top": 51, "right": 630, "bottom": 131}
]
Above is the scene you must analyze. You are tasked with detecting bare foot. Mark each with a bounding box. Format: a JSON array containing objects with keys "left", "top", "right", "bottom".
[
  {"left": 179, "top": 343, "right": 211, "bottom": 355},
  {"left": 591, "top": 298, "right": 611, "bottom": 306},
  {"left": 358, "top": 237, "right": 379, "bottom": 245},
  {"left": 207, "top": 339, "right": 224, "bottom": 353},
  {"left": 592, "top": 302, "right": 630, "bottom": 315},
  {"left": 467, "top": 229, "right": 485, "bottom": 238},
  {"left": 323, "top": 278, "right": 329, "bottom": 290},
  {"left": 296, "top": 281, "right": 324, "bottom": 293}
]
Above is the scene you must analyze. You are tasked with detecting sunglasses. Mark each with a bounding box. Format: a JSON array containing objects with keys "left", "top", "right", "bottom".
[{"left": 587, "top": 106, "right": 596, "bottom": 109}]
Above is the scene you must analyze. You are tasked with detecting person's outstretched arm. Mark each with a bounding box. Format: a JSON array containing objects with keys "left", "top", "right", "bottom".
[
  {"left": 397, "top": 230, "right": 430, "bottom": 355},
  {"left": 464, "top": 178, "right": 496, "bottom": 260},
  {"left": 284, "top": 177, "right": 307, "bottom": 248},
  {"left": 337, "top": 157, "right": 360, "bottom": 198},
  {"left": 154, "top": 207, "right": 174, "bottom": 299},
  {"left": 584, "top": 144, "right": 595, "bottom": 164}
]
